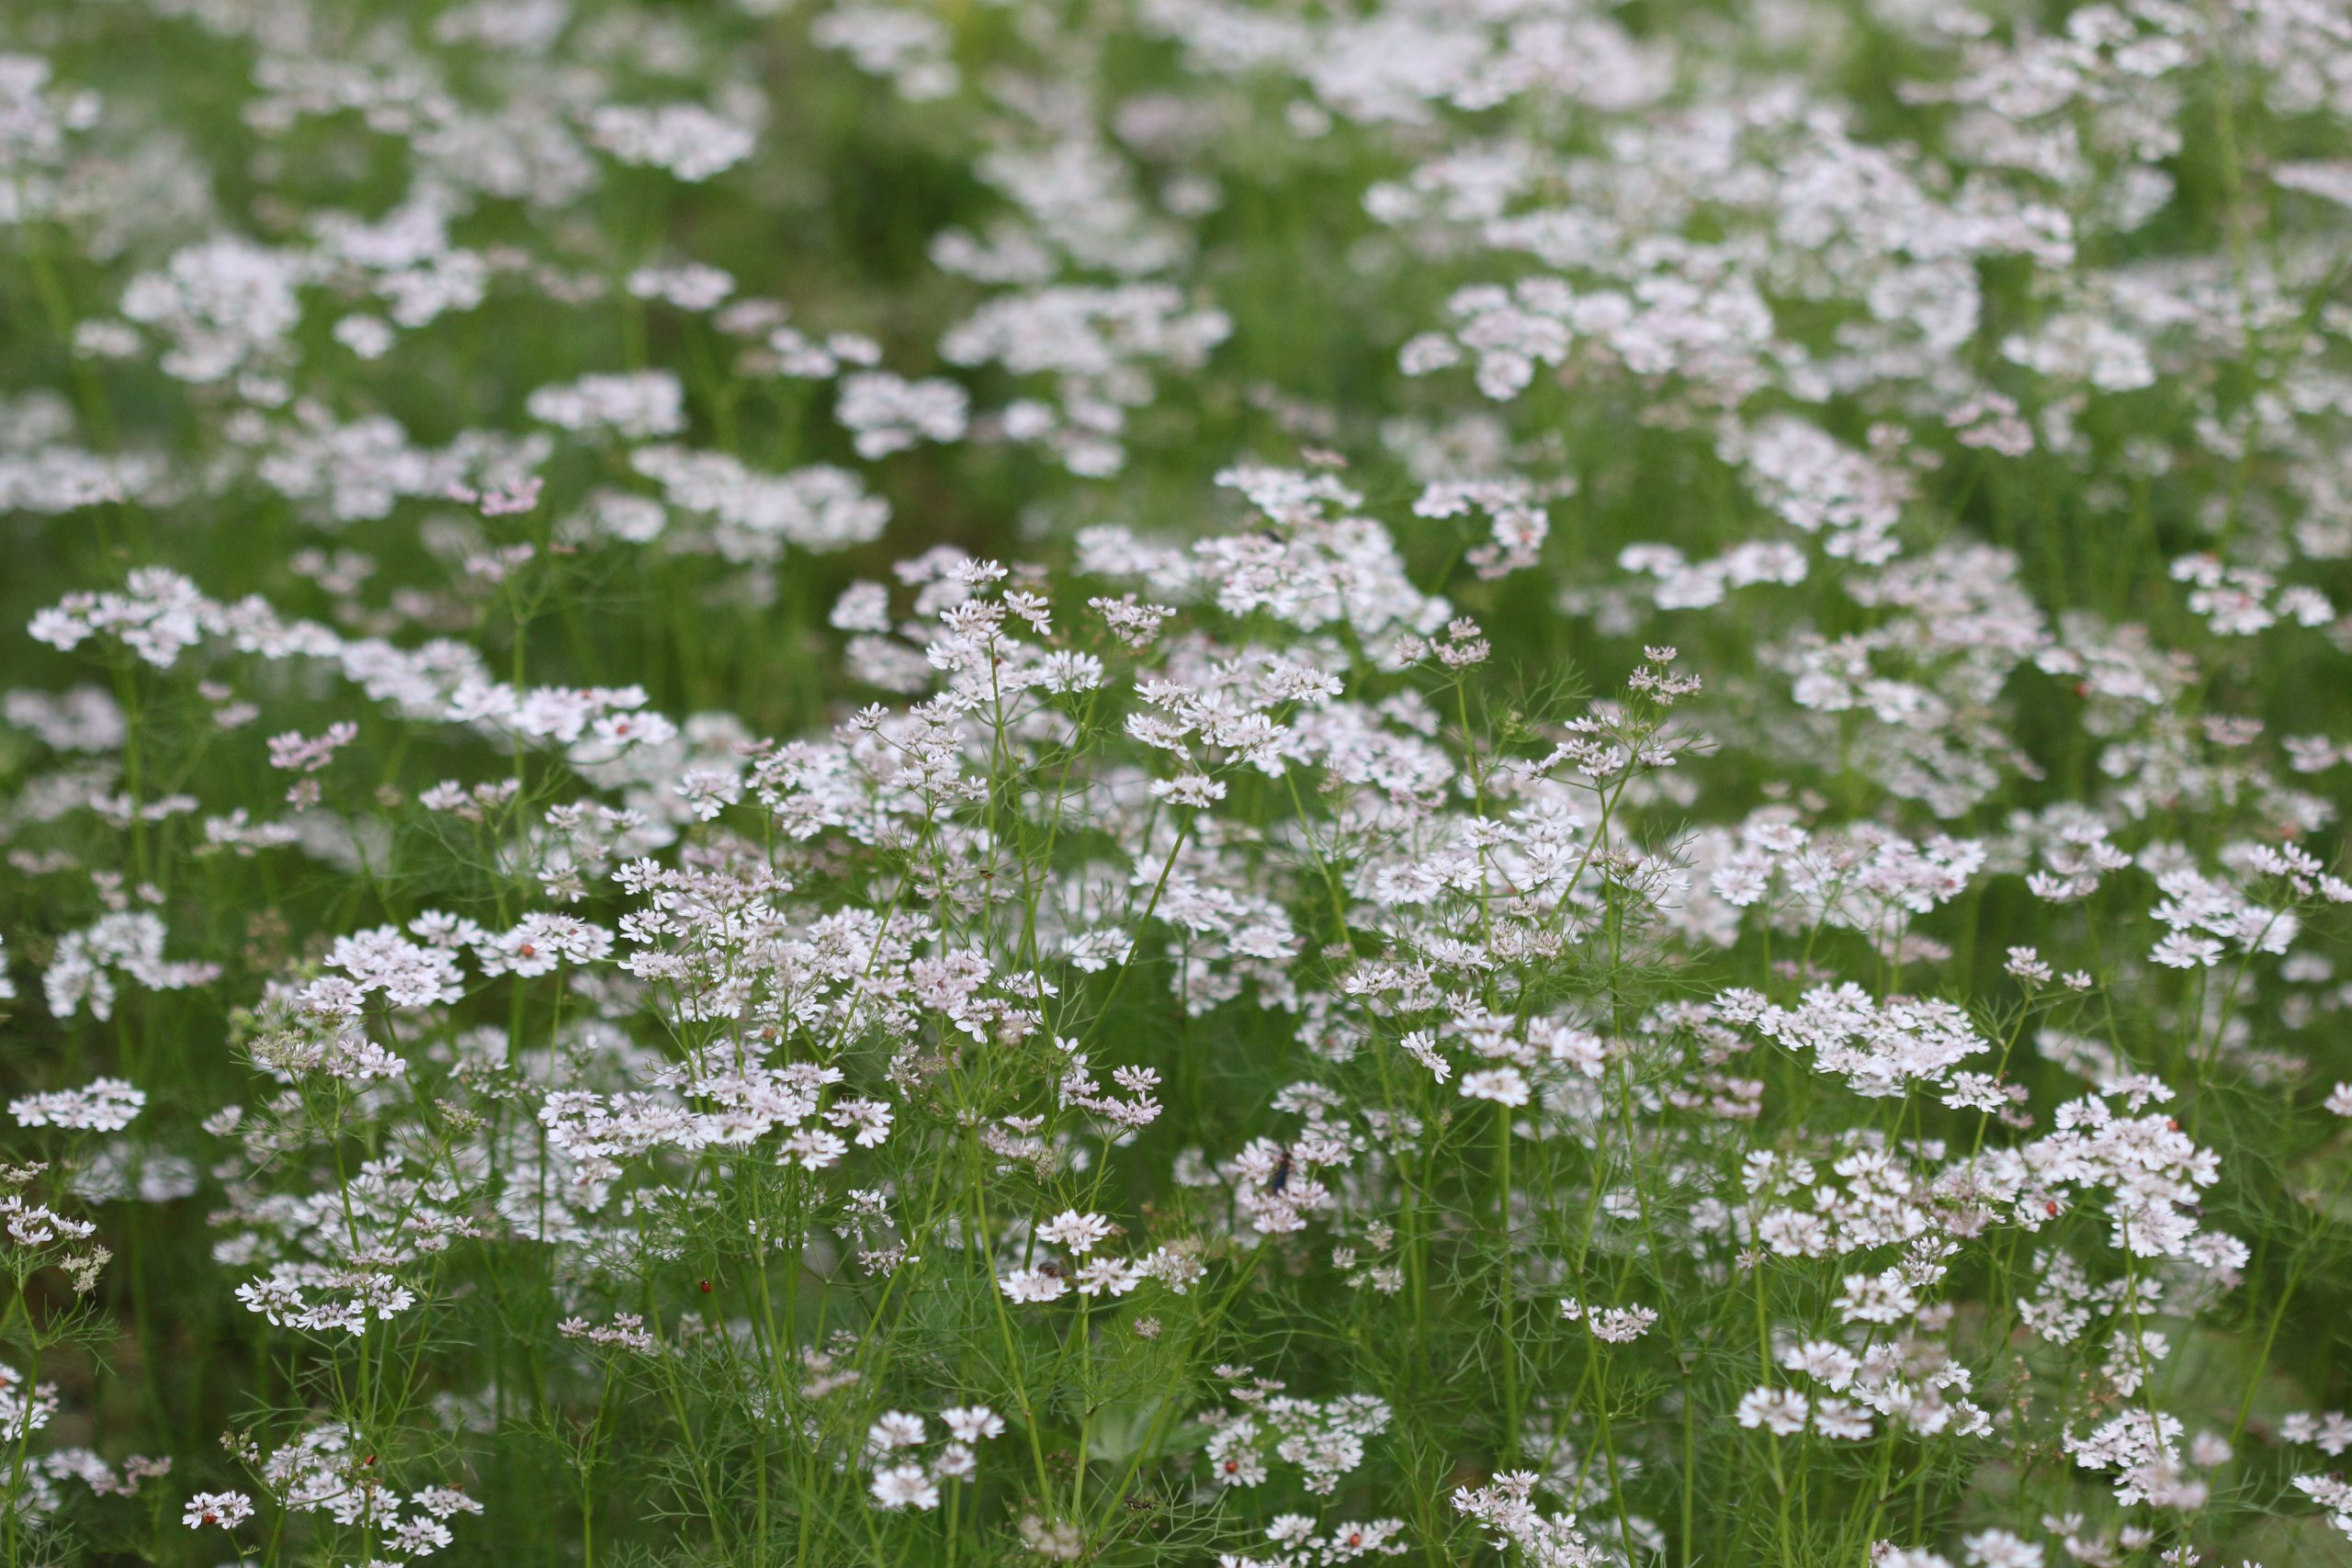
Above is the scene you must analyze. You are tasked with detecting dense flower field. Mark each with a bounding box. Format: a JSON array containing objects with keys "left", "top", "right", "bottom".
[{"left": 4, "top": 0, "right": 2352, "bottom": 1563}]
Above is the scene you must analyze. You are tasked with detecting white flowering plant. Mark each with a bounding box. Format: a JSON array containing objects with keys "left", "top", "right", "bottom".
[{"left": 1, "top": 0, "right": 2351, "bottom": 1564}]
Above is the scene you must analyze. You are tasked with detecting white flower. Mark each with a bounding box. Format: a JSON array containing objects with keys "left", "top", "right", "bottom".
[
  {"left": 1962, "top": 1529, "right": 2041, "bottom": 1568},
  {"left": 2150, "top": 933, "right": 2223, "bottom": 969},
  {"left": 868, "top": 1462, "right": 939, "bottom": 1511},
  {"left": 1834, "top": 1269, "right": 1919, "bottom": 1325},
  {"left": 1459, "top": 1067, "right": 1530, "bottom": 1107},
  {"left": 1736, "top": 1387, "right": 1809, "bottom": 1436},
  {"left": 1000, "top": 1267, "right": 1069, "bottom": 1304},
  {"left": 1074, "top": 1257, "right": 1142, "bottom": 1296},
  {"left": 866, "top": 1411, "right": 924, "bottom": 1452},
  {"left": 585, "top": 103, "right": 754, "bottom": 183},
  {"left": 1812, "top": 1397, "right": 1872, "bottom": 1440},
  {"left": 1035, "top": 1210, "right": 1114, "bottom": 1255},
  {"left": 11, "top": 1077, "right": 144, "bottom": 1132},
  {"left": 942, "top": 1405, "right": 1003, "bottom": 1442},
  {"left": 1151, "top": 773, "right": 1226, "bottom": 808},
  {"left": 1399, "top": 1030, "right": 1452, "bottom": 1083},
  {"left": 182, "top": 1491, "right": 254, "bottom": 1529},
  {"left": 391, "top": 1514, "right": 456, "bottom": 1556}
]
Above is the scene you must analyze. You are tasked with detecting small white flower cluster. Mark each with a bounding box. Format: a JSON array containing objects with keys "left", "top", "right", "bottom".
[
  {"left": 864, "top": 1405, "right": 1003, "bottom": 1511},
  {"left": 583, "top": 101, "right": 756, "bottom": 183},
  {"left": 9, "top": 1076, "right": 143, "bottom": 1133},
  {"left": 3, "top": 0, "right": 2352, "bottom": 1560},
  {"left": 999, "top": 1210, "right": 1200, "bottom": 1303},
  {"left": 1558, "top": 1297, "right": 1657, "bottom": 1345},
  {"left": 1204, "top": 1385, "right": 1393, "bottom": 1496},
  {"left": 1218, "top": 1512, "right": 1409, "bottom": 1567}
]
